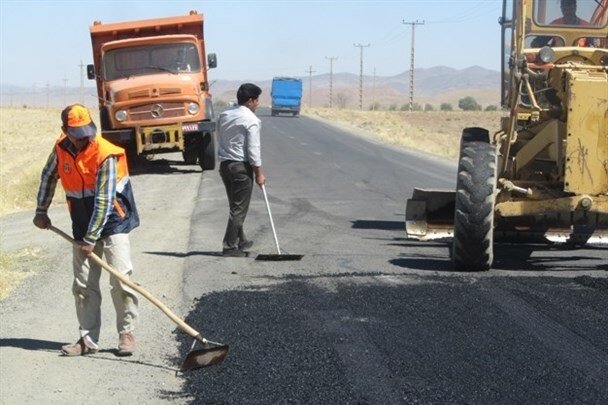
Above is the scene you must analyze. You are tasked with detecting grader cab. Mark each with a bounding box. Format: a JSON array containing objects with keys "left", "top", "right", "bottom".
[{"left": 405, "top": 0, "right": 608, "bottom": 271}]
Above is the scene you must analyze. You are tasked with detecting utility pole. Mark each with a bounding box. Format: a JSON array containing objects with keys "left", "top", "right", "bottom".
[
  {"left": 325, "top": 56, "right": 338, "bottom": 108},
  {"left": 353, "top": 43, "right": 370, "bottom": 110},
  {"left": 79, "top": 60, "right": 85, "bottom": 105},
  {"left": 403, "top": 20, "right": 424, "bottom": 112},
  {"left": 305, "top": 65, "right": 316, "bottom": 107}
]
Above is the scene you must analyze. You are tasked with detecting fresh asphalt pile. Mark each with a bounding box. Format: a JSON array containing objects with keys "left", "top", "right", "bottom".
[{"left": 176, "top": 274, "right": 608, "bottom": 404}]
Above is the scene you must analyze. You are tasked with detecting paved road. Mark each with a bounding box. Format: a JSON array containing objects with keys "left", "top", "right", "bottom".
[{"left": 177, "top": 109, "right": 608, "bottom": 404}]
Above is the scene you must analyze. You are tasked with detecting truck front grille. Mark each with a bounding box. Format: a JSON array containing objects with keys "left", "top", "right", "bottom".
[{"left": 129, "top": 102, "right": 185, "bottom": 120}]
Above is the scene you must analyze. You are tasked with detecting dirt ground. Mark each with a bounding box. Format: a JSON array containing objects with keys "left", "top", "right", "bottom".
[{"left": 0, "top": 156, "right": 205, "bottom": 404}]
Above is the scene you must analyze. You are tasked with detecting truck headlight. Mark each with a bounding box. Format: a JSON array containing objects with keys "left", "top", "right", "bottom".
[
  {"left": 187, "top": 102, "right": 199, "bottom": 115},
  {"left": 115, "top": 110, "right": 127, "bottom": 122}
]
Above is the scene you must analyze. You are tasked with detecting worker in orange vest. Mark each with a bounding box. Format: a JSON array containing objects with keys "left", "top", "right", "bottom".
[{"left": 33, "top": 104, "right": 140, "bottom": 357}]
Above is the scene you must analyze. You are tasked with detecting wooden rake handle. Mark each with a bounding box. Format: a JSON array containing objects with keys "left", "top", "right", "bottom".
[{"left": 48, "top": 226, "right": 205, "bottom": 342}]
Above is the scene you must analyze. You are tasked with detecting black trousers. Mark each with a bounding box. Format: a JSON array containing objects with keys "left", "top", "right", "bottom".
[{"left": 220, "top": 160, "right": 253, "bottom": 250}]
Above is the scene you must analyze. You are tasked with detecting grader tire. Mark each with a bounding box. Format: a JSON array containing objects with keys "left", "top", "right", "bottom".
[{"left": 452, "top": 141, "right": 497, "bottom": 271}]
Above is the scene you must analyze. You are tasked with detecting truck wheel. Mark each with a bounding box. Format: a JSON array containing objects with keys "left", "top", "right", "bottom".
[
  {"left": 198, "top": 132, "right": 216, "bottom": 171},
  {"left": 100, "top": 107, "right": 112, "bottom": 131},
  {"left": 271, "top": 110, "right": 277, "bottom": 116},
  {"left": 126, "top": 143, "right": 143, "bottom": 172},
  {"left": 452, "top": 140, "right": 497, "bottom": 271},
  {"left": 182, "top": 147, "right": 198, "bottom": 165}
]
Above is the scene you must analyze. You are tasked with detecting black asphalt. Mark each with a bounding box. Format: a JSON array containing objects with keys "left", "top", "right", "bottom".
[{"left": 178, "top": 109, "right": 608, "bottom": 404}]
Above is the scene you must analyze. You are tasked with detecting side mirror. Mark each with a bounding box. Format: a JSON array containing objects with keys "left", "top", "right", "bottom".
[
  {"left": 207, "top": 53, "right": 217, "bottom": 69},
  {"left": 87, "top": 64, "right": 96, "bottom": 80}
]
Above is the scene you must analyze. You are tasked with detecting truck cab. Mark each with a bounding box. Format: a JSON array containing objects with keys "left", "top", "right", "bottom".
[{"left": 88, "top": 11, "right": 217, "bottom": 170}]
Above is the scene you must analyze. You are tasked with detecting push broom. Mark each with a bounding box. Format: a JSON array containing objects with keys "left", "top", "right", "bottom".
[{"left": 255, "top": 184, "right": 304, "bottom": 261}]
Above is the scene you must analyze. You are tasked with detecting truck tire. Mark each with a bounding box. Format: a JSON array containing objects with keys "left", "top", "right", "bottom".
[
  {"left": 182, "top": 147, "right": 198, "bottom": 165},
  {"left": 99, "top": 107, "right": 112, "bottom": 131},
  {"left": 125, "top": 143, "right": 143, "bottom": 172},
  {"left": 198, "top": 132, "right": 216, "bottom": 171},
  {"left": 271, "top": 109, "right": 277, "bottom": 116},
  {"left": 452, "top": 140, "right": 497, "bottom": 271}
]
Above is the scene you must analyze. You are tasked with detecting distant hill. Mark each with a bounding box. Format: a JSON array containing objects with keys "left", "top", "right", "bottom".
[
  {"left": 211, "top": 65, "right": 500, "bottom": 110},
  {"left": 0, "top": 66, "right": 500, "bottom": 110}
]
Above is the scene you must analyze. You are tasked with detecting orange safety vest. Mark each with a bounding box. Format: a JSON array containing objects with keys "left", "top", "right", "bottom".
[{"left": 55, "top": 134, "right": 139, "bottom": 241}]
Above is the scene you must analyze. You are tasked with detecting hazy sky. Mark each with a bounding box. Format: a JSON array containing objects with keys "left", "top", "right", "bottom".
[{"left": 0, "top": 0, "right": 503, "bottom": 87}]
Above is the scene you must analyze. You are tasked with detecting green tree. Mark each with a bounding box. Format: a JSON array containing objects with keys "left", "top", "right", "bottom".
[
  {"left": 458, "top": 96, "right": 482, "bottom": 111},
  {"left": 440, "top": 103, "right": 453, "bottom": 111},
  {"left": 485, "top": 105, "right": 498, "bottom": 111},
  {"left": 424, "top": 103, "right": 434, "bottom": 111}
]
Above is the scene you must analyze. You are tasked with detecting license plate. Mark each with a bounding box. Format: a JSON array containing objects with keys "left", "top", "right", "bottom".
[{"left": 182, "top": 123, "right": 198, "bottom": 132}]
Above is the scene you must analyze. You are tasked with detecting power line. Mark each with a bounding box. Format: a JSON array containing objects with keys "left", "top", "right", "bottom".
[
  {"left": 403, "top": 20, "right": 425, "bottom": 112},
  {"left": 426, "top": 1, "right": 496, "bottom": 24},
  {"left": 325, "top": 56, "right": 338, "bottom": 108},
  {"left": 353, "top": 43, "right": 370, "bottom": 110}
]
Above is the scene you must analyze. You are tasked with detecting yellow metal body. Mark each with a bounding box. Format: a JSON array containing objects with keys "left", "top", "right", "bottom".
[
  {"left": 563, "top": 70, "right": 608, "bottom": 195},
  {"left": 406, "top": 0, "right": 608, "bottom": 244}
]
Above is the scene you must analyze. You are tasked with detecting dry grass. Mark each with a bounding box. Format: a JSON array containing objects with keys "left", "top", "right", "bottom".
[
  {"left": 0, "top": 107, "right": 70, "bottom": 215},
  {"left": 303, "top": 108, "right": 504, "bottom": 160},
  {"left": 0, "top": 107, "right": 77, "bottom": 300}
]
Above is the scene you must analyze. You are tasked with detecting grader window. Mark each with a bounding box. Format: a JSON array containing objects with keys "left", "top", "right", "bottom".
[{"left": 534, "top": 0, "right": 608, "bottom": 28}]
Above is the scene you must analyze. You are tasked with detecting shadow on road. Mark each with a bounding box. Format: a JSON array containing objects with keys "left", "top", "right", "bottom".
[
  {"left": 391, "top": 239, "right": 607, "bottom": 272},
  {"left": 0, "top": 337, "right": 63, "bottom": 351},
  {"left": 0, "top": 338, "right": 179, "bottom": 372},
  {"left": 144, "top": 250, "right": 222, "bottom": 258},
  {"left": 351, "top": 220, "right": 404, "bottom": 231},
  {"left": 129, "top": 158, "right": 201, "bottom": 175}
]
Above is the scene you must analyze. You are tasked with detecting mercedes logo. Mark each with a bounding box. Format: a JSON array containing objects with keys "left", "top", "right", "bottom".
[{"left": 151, "top": 104, "right": 164, "bottom": 118}]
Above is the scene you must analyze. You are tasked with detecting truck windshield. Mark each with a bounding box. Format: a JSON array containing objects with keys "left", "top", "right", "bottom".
[{"left": 103, "top": 42, "right": 201, "bottom": 81}]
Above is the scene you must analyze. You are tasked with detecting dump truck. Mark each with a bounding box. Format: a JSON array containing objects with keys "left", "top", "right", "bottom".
[
  {"left": 405, "top": 0, "right": 608, "bottom": 271},
  {"left": 87, "top": 10, "right": 217, "bottom": 170},
  {"left": 271, "top": 77, "right": 303, "bottom": 116}
]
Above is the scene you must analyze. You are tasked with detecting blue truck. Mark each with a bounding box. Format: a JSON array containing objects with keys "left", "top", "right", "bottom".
[{"left": 271, "top": 77, "right": 303, "bottom": 117}]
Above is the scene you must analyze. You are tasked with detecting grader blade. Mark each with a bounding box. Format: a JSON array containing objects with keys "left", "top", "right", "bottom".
[{"left": 405, "top": 188, "right": 455, "bottom": 240}]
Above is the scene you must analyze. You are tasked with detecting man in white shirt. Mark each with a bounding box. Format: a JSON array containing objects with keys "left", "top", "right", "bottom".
[{"left": 217, "top": 83, "right": 266, "bottom": 257}]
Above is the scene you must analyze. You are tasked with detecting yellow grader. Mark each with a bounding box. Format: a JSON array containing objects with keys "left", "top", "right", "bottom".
[{"left": 405, "top": 0, "right": 608, "bottom": 271}]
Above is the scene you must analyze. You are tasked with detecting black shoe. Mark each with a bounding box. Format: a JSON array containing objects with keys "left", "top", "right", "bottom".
[
  {"left": 238, "top": 240, "right": 254, "bottom": 251},
  {"left": 222, "top": 248, "right": 249, "bottom": 258}
]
